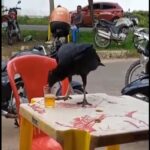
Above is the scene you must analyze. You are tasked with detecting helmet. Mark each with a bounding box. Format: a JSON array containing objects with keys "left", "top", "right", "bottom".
[
  {"left": 50, "top": 7, "right": 71, "bottom": 38},
  {"left": 50, "top": 7, "right": 71, "bottom": 24}
]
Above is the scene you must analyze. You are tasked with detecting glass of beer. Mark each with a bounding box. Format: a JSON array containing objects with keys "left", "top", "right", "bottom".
[{"left": 43, "top": 84, "right": 56, "bottom": 108}]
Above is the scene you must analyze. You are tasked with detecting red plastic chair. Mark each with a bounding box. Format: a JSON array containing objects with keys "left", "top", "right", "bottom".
[{"left": 7, "top": 55, "right": 68, "bottom": 150}]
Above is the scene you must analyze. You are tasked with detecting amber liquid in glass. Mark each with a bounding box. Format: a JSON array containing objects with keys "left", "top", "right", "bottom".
[{"left": 44, "top": 94, "right": 55, "bottom": 107}]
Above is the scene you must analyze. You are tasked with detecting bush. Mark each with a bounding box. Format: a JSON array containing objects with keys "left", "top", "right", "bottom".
[
  {"left": 18, "top": 15, "right": 30, "bottom": 24},
  {"left": 18, "top": 16, "right": 49, "bottom": 25},
  {"left": 18, "top": 11, "right": 149, "bottom": 27},
  {"left": 132, "top": 11, "right": 149, "bottom": 27},
  {"left": 124, "top": 11, "right": 149, "bottom": 27}
]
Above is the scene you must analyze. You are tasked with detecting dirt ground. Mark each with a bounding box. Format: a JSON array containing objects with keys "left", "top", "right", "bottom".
[{"left": 2, "top": 38, "right": 46, "bottom": 60}]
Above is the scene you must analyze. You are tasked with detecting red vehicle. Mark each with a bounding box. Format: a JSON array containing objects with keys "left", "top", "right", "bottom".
[{"left": 70, "top": 2, "right": 124, "bottom": 27}]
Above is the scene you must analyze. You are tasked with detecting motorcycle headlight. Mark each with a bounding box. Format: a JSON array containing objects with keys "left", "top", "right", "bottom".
[{"left": 135, "top": 18, "right": 139, "bottom": 25}]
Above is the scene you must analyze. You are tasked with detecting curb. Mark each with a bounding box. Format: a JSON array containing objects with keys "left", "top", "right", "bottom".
[
  {"left": 2, "top": 49, "right": 138, "bottom": 61},
  {"left": 96, "top": 50, "right": 138, "bottom": 59}
]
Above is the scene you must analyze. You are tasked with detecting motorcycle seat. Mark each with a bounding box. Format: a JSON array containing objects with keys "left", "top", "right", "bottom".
[{"left": 100, "top": 19, "right": 116, "bottom": 26}]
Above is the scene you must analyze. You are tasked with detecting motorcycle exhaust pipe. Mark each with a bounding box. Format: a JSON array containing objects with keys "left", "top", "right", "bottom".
[
  {"left": 97, "top": 30, "right": 111, "bottom": 39},
  {"left": 134, "top": 32, "right": 143, "bottom": 37}
]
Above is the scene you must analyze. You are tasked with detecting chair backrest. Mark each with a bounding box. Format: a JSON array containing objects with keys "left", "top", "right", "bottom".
[{"left": 7, "top": 55, "right": 69, "bottom": 114}]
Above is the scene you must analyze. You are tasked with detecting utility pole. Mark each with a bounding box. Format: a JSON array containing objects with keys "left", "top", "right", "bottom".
[
  {"left": 48, "top": 0, "right": 54, "bottom": 41},
  {"left": 49, "top": 0, "right": 54, "bottom": 14},
  {"left": 88, "top": 0, "right": 94, "bottom": 27}
]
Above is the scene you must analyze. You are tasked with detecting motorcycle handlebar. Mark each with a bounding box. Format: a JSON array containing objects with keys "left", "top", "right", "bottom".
[
  {"left": 7, "top": 7, "right": 21, "bottom": 10},
  {"left": 16, "top": 7, "right": 21, "bottom": 10}
]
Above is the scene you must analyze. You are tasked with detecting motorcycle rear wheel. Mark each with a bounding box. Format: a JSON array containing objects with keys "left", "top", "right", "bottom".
[
  {"left": 94, "top": 33, "right": 111, "bottom": 48},
  {"left": 94, "top": 27, "right": 111, "bottom": 48},
  {"left": 16, "top": 25, "right": 21, "bottom": 41},
  {"left": 9, "top": 80, "right": 26, "bottom": 112},
  {"left": 9, "top": 79, "right": 27, "bottom": 127}
]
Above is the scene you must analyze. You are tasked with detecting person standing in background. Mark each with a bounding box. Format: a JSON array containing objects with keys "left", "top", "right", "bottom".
[
  {"left": 72, "top": 5, "right": 83, "bottom": 29},
  {"left": 71, "top": 5, "right": 83, "bottom": 43}
]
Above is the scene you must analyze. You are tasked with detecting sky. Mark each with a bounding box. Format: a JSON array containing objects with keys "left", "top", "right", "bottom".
[{"left": 3, "top": 0, "right": 149, "bottom": 16}]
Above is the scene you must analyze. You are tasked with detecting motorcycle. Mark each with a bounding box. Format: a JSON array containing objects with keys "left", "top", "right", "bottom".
[
  {"left": 93, "top": 13, "right": 139, "bottom": 48},
  {"left": 94, "top": 19, "right": 128, "bottom": 48},
  {"left": 2, "top": 0, "right": 21, "bottom": 45},
  {"left": 114, "top": 16, "right": 138, "bottom": 33},
  {"left": 133, "top": 27, "right": 149, "bottom": 48},
  {"left": 122, "top": 40, "right": 149, "bottom": 102},
  {"left": 125, "top": 33, "right": 149, "bottom": 85},
  {"left": 121, "top": 74, "right": 149, "bottom": 102}
]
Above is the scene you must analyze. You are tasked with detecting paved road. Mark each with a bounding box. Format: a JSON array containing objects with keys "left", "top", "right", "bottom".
[
  {"left": 2, "top": 58, "right": 148, "bottom": 150},
  {"left": 20, "top": 24, "right": 92, "bottom": 31}
]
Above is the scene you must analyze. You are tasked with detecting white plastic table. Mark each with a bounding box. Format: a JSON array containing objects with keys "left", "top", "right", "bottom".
[{"left": 19, "top": 93, "right": 149, "bottom": 150}]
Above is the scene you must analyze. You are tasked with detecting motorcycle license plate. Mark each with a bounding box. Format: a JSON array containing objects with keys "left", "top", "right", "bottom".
[{"left": 2, "top": 22, "right": 8, "bottom": 28}]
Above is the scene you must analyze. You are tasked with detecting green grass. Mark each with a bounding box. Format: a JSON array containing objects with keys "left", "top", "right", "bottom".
[
  {"left": 2, "top": 28, "right": 137, "bottom": 53},
  {"left": 132, "top": 11, "right": 149, "bottom": 27},
  {"left": 21, "top": 30, "right": 48, "bottom": 41},
  {"left": 75, "top": 31, "right": 136, "bottom": 52},
  {"left": 20, "top": 30, "right": 137, "bottom": 53},
  {"left": 78, "top": 31, "right": 95, "bottom": 44}
]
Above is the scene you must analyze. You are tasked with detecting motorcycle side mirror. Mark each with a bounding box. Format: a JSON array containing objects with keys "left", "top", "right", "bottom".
[{"left": 17, "top": 0, "right": 21, "bottom": 4}]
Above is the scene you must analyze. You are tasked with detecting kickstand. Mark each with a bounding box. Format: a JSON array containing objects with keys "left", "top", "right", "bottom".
[{"left": 14, "top": 119, "right": 19, "bottom": 127}]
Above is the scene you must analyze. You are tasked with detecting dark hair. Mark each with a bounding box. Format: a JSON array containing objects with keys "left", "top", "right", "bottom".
[
  {"left": 77, "top": 5, "right": 82, "bottom": 8},
  {"left": 57, "top": 5, "right": 61, "bottom": 7}
]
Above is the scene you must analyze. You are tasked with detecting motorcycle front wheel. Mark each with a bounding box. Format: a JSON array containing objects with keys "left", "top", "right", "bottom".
[
  {"left": 125, "top": 60, "right": 145, "bottom": 85},
  {"left": 17, "top": 30, "right": 21, "bottom": 41},
  {"left": 16, "top": 24, "right": 21, "bottom": 41},
  {"left": 7, "top": 26, "right": 13, "bottom": 45},
  {"left": 7, "top": 32, "right": 13, "bottom": 45}
]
